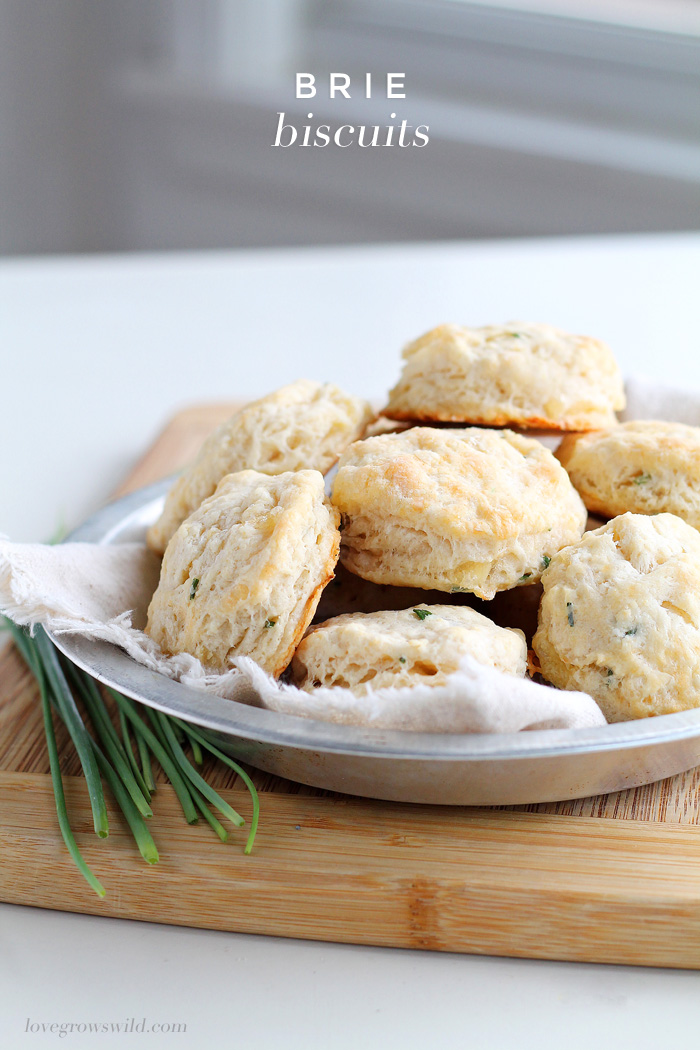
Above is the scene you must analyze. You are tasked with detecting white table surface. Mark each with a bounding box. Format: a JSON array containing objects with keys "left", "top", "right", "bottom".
[{"left": 2, "top": 232, "right": 700, "bottom": 1047}]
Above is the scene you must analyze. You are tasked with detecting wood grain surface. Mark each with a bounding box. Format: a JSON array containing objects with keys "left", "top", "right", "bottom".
[{"left": 2, "top": 402, "right": 700, "bottom": 967}]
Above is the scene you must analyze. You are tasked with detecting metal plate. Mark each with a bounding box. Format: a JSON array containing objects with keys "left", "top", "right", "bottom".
[{"left": 48, "top": 479, "right": 700, "bottom": 806}]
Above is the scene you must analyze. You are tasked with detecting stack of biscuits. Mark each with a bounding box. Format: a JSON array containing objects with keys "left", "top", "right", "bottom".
[{"left": 145, "top": 325, "right": 700, "bottom": 725}]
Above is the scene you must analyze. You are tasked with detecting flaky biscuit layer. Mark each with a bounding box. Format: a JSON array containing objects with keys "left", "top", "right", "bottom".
[
  {"left": 385, "top": 322, "right": 625, "bottom": 430},
  {"left": 148, "top": 379, "right": 373, "bottom": 553},
  {"left": 557, "top": 420, "right": 700, "bottom": 529},
  {"left": 146, "top": 469, "right": 340, "bottom": 676},
  {"left": 292, "top": 604, "right": 526, "bottom": 694},
  {"left": 533, "top": 512, "right": 700, "bottom": 721},
  {"left": 332, "top": 426, "right": 587, "bottom": 600}
]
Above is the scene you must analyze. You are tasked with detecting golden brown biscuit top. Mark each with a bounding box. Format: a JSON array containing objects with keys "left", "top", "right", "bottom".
[
  {"left": 402, "top": 321, "right": 619, "bottom": 375},
  {"left": 558, "top": 419, "right": 700, "bottom": 467},
  {"left": 332, "top": 426, "right": 580, "bottom": 541},
  {"left": 385, "top": 321, "right": 625, "bottom": 430}
]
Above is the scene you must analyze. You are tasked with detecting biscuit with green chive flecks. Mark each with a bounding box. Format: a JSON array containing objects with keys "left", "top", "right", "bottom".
[
  {"left": 557, "top": 420, "right": 700, "bottom": 529},
  {"left": 146, "top": 469, "right": 340, "bottom": 676},
  {"left": 384, "top": 322, "right": 624, "bottom": 430},
  {"left": 147, "top": 380, "right": 374, "bottom": 554},
  {"left": 533, "top": 512, "right": 700, "bottom": 721},
  {"left": 291, "top": 605, "right": 526, "bottom": 695},
  {"left": 331, "top": 426, "right": 586, "bottom": 600}
]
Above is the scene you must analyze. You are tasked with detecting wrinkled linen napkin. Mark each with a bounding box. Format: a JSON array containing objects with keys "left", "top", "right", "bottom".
[
  {"left": 0, "top": 541, "right": 604, "bottom": 734},
  {"left": 9, "top": 369, "right": 684, "bottom": 735}
]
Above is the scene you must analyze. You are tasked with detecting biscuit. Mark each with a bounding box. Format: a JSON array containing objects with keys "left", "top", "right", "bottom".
[
  {"left": 147, "top": 380, "right": 373, "bottom": 553},
  {"left": 533, "top": 512, "right": 700, "bottom": 721},
  {"left": 384, "top": 322, "right": 625, "bottom": 430},
  {"left": 557, "top": 420, "right": 700, "bottom": 529},
  {"left": 146, "top": 469, "right": 340, "bottom": 676},
  {"left": 331, "top": 426, "right": 587, "bottom": 600},
  {"left": 291, "top": 604, "right": 527, "bottom": 694}
]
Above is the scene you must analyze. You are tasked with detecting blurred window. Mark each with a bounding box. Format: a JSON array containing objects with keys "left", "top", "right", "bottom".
[
  {"left": 443, "top": 0, "right": 700, "bottom": 35},
  {"left": 306, "top": 0, "right": 700, "bottom": 143}
]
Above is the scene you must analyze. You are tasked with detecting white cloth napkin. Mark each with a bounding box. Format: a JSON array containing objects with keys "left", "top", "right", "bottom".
[
  {"left": 0, "top": 543, "right": 605, "bottom": 735},
  {"left": 10, "top": 369, "right": 688, "bottom": 736}
]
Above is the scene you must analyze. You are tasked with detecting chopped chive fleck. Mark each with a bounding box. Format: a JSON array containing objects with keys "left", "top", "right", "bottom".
[
  {"left": 634, "top": 474, "right": 652, "bottom": 485},
  {"left": 399, "top": 656, "right": 407, "bottom": 664},
  {"left": 508, "top": 332, "right": 522, "bottom": 338},
  {"left": 189, "top": 578, "right": 200, "bottom": 600},
  {"left": 519, "top": 573, "right": 532, "bottom": 582},
  {"left": 566, "top": 602, "right": 575, "bottom": 627},
  {"left": 451, "top": 586, "right": 469, "bottom": 593},
  {"left": 625, "top": 626, "right": 639, "bottom": 636},
  {"left": 606, "top": 668, "right": 614, "bottom": 677},
  {"left": 264, "top": 619, "right": 276, "bottom": 629},
  {"left": 413, "top": 608, "right": 432, "bottom": 621},
  {"left": 542, "top": 554, "right": 551, "bottom": 569}
]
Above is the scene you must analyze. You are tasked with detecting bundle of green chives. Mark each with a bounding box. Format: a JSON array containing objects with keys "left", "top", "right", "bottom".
[{"left": 3, "top": 619, "right": 260, "bottom": 897}]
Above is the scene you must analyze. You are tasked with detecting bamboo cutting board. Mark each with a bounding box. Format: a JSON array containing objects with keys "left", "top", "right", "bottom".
[{"left": 2, "top": 404, "right": 700, "bottom": 969}]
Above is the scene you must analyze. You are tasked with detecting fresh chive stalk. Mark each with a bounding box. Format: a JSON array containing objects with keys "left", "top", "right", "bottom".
[
  {"left": 172, "top": 719, "right": 187, "bottom": 744},
  {"left": 189, "top": 785, "right": 229, "bottom": 842},
  {"left": 5, "top": 620, "right": 106, "bottom": 898},
  {"left": 185, "top": 731, "right": 204, "bottom": 766},
  {"left": 108, "top": 690, "right": 198, "bottom": 825},
  {"left": 153, "top": 711, "right": 245, "bottom": 829},
  {"left": 118, "top": 706, "right": 152, "bottom": 802},
  {"left": 91, "top": 742, "right": 159, "bottom": 865},
  {"left": 4, "top": 619, "right": 261, "bottom": 897},
  {"left": 172, "top": 717, "right": 260, "bottom": 855},
  {"left": 66, "top": 662, "right": 152, "bottom": 816},
  {"left": 33, "top": 628, "right": 109, "bottom": 839},
  {"left": 137, "top": 730, "right": 156, "bottom": 794}
]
